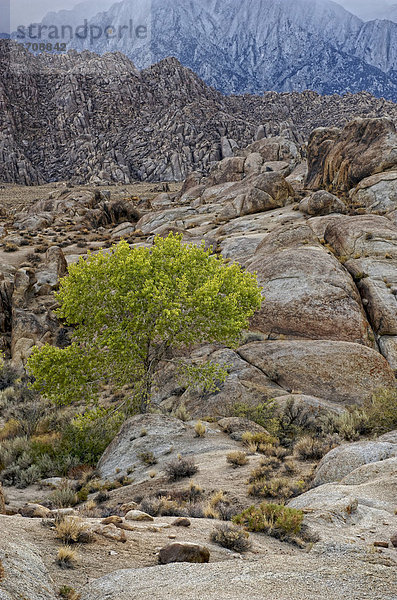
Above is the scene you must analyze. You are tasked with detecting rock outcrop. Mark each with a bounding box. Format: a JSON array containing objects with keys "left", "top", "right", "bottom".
[
  {"left": 1, "top": 41, "right": 397, "bottom": 185},
  {"left": 0, "top": 539, "right": 57, "bottom": 600},
  {"left": 313, "top": 439, "right": 397, "bottom": 486},
  {"left": 306, "top": 118, "right": 397, "bottom": 193}
]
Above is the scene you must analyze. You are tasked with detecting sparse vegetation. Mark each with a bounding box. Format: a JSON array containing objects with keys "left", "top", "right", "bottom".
[
  {"left": 211, "top": 523, "right": 252, "bottom": 553},
  {"left": 55, "top": 516, "right": 93, "bottom": 544},
  {"left": 59, "top": 586, "right": 81, "bottom": 600},
  {"left": 226, "top": 451, "right": 248, "bottom": 467},
  {"left": 50, "top": 483, "right": 78, "bottom": 508},
  {"left": 138, "top": 451, "right": 157, "bottom": 466},
  {"left": 194, "top": 420, "right": 206, "bottom": 438},
  {"left": 56, "top": 546, "right": 78, "bottom": 569},
  {"left": 293, "top": 435, "right": 333, "bottom": 461},
  {"left": 233, "top": 503, "right": 304, "bottom": 541},
  {"left": 165, "top": 455, "right": 199, "bottom": 481}
]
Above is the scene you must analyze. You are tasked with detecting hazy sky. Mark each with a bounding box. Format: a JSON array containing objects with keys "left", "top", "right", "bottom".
[
  {"left": 7, "top": 0, "right": 116, "bottom": 30},
  {"left": 4, "top": 0, "right": 397, "bottom": 30}
]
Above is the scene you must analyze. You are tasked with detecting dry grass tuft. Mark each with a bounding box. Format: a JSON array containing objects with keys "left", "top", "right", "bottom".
[
  {"left": 55, "top": 516, "right": 93, "bottom": 544},
  {"left": 194, "top": 420, "right": 206, "bottom": 437},
  {"left": 226, "top": 451, "right": 248, "bottom": 467},
  {"left": 211, "top": 523, "right": 252, "bottom": 553},
  {"left": 56, "top": 546, "right": 78, "bottom": 569}
]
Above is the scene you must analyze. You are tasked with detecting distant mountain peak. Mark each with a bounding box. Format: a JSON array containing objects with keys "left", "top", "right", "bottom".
[{"left": 10, "top": 0, "right": 397, "bottom": 100}]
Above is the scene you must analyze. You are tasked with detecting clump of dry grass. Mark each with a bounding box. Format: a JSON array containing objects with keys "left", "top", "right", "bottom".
[
  {"left": 56, "top": 546, "right": 78, "bottom": 569},
  {"left": 211, "top": 523, "right": 252, "bottom": 553},
  {"left": 55, "top": 516, "right": 93, "bottom": 544},
  {"left": 49, "top": 483, "right": 77, "bottom": 508},
  {"left": 226, "top": 451, "right": 248, "bottom": 468},
  {"left": 194, "top": 420, "right": 206, "bottom": 437},
  {"left": 59, "top": 585, "right": 81, "bottom": 600},
  {"left": 293, "top": 436, "right": 331, "bottom": 461}
]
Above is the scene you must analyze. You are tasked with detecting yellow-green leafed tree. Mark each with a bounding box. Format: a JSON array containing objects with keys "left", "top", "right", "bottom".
[{"left": 28, "top": 233, "right": 262, "bottom": 413}]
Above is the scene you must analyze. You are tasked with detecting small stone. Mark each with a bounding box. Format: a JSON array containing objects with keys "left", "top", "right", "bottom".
[
  {"left": 172, "top": 517, "right": 191, "bottom": 527},
  {"left": 115, "top": 522, "right": 136, "bottom": 532},
  {"left": 20, "top": 504, "right": 52, "bottom": 518},
  {"left": 93, "top": 523, "right": 127, "bottom": 543},
  {"left": 101, "top": 515, "right": 123, "bottom": 525},
  {"left": 389, "top": 533, "right": 397, "bottom": 548},
  {"left": 125, "top": 510, "right": 154, "bottom": 522},
  {"left": 373, "top": 541, "right": 389, "bottom": 548},
  {"left": 159, "top": 542, "right": 210, "bottom": 564}
]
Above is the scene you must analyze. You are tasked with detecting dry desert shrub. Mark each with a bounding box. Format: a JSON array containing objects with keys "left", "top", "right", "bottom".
[
  {"left": 165, "top": 455, "right": 198, "bottom": 481},
  {"left": 293, "top": 435, "right": 334, "bottom": 461},
  {"left": 233, "top": 503, "right": 304, "bottom": 542},
  {"left": 226, "top": 451, "right": 248, "bottom": 468},
  {"left": 55, "top": 516, "right": 93, "bottom": 544},
  {"left": 211, "top": 523, "right": 252, "bottom": 553},
  {"left": 194, "top": 420, "right": 206, "bottom": 437}
]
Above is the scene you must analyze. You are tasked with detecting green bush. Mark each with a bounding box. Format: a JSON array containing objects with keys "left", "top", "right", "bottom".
[
  {"left": 364, "top": 388, "right": 397, "bottom": 434},
  {"left": 60, "top": 407, "right": 123, "bottom": 466},
  {"left": 50, "top": 483, "right": 78, "bottom": 508},
  {"left": 233, "top": 502, "right": 304, "bottom": 540},
  {"left": 232, "top": 400, "right": 278, "bottom": 434}
]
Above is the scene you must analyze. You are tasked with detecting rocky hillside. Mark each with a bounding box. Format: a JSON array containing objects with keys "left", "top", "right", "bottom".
[
  {"left": 22, "top": 0, "right": 397, "bottom": 99},
  {"left": 0, "top": 116, "right": 395, "bottom": 394},
  {"left": 0, "top": 116, "right": 396, "bottom": 599},
  {"left": 1, "top": 41, "right": 397, "bottom": 186}
]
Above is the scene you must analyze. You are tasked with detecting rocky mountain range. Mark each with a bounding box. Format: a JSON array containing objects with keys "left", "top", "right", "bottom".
[
  {"left": 13, "top": 0, "right": 397, "bottom": 100},
  {"left": 1, "top": 40, "right": 397, "bottom": 186}
]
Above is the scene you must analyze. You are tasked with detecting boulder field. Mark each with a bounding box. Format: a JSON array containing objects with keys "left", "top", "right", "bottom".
[{"left": 0, "top": 118, "right": 396, "bottom": 599}]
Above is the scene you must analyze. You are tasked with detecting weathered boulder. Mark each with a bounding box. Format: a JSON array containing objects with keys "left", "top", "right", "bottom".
[
  {"left": 215, "top": 172, "right": 295, "bottom": 223},
  {"left": 79, "top": 554, "right": 395, "bottom": 600},
  {"left": 158, "top": 346, "right": 286, "bottom": 417},
  {"left": 299, "top": 191, "right": 347, "bottom": 216},
  {"left": 125, "top": 510, "right": 154, "bottom": 522},
  {"left": 158, "top": 542, "right": 210, "bottom": 564},
  {"left": 19, "top": 503, "right": 53, "bottom": 518},
  {"left": 341, "top": 456, "right": 397, "bottom": 486},
  {"left": 10, "top": 252, "right": 67, "bottom": 367},
  {"left": 306, "top": 118, "right": 397, "bottom": 193},
  {"left": 172, "top": 517, "right": 191, "bottom": 527},
  {"left": 238, "top": 340, "right": 396, "bottom": 406},
  {"left": 238, "top": 137, "right": 300, "bottom": 164},
  {"left": 345, "top": 257, "right": 397, "bottom": 336},
  {"left": 313, "top": 441, "right": 397, "bottom": 486},
  {"left": 13, "top": 189, "right": 140, "bottom": 232},
  {"left": 324, "top": 215, "right": 397, "bottom": 260},
  {"left": 97, "top": 412, "right": 241, "bottom": 479},
  {"left": 248, "top": 230, "right": 372, "bottom": 344},
  {"left": 92, "top": 523, "right": 127, "bottom": 543},
  {"left": 350, "top": 171, "right": 397, "bottom": 214},
  {"left": 208, "top": 157, "right": 246, "bottom": 185},
  {"left": 0, "top": 538, "right": 57, "bottom": 600},
  {"left": 34, "top": 246, "right": 68, "bottom": 294}
]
